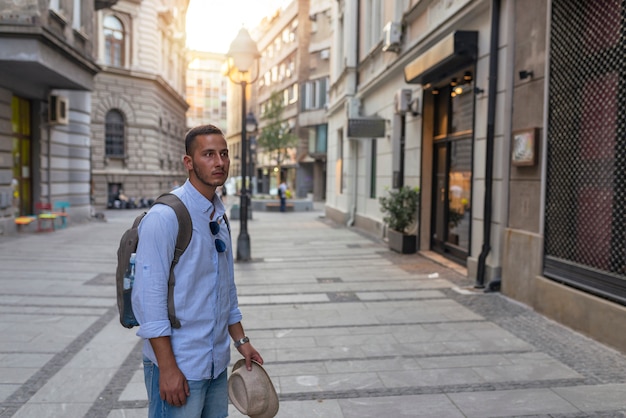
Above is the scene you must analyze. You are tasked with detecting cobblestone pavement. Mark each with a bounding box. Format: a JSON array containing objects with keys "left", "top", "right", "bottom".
[{"left": 0, "top": 204, "right": 625, "bottom": 418}]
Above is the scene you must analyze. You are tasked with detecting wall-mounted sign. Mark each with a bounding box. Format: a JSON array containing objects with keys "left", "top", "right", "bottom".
[
  {"left": 347, "top": 117, "right": 386, "bottom": 138},
  {"left": 512, "top": 128, "right": 538, "bottom": 166}
]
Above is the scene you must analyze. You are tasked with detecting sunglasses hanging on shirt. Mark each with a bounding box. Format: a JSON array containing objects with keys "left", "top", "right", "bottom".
[{"left": 209, "top": 218, "right": 227, "bottom": 253}]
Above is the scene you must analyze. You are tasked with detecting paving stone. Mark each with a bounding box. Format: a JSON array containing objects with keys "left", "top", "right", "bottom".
[
  {"left": 552, "top": 384, "right": 626, "bottom": 412},
  {"left": 2, "top": 207, "right": 626, "bottom": 418},
  {"left": 339, "top": 394, "right": 465, "bottom": 418},
  {"left": 447, "top": 388, "right": 580, "bottom": 417}
]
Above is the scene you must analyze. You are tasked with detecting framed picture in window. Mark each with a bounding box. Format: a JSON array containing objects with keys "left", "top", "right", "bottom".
[{"left": 512, "top": 128, "right": 538, "bottom": 166}]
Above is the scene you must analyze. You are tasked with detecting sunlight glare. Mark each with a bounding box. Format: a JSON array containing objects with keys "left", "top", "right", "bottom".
[{"left": 186, "top": 0, "right": 290, "bottom": 53}]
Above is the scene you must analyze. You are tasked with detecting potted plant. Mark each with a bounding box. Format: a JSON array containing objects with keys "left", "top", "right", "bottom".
[{"left": 379, "top": 186, "right": 420, "bottom": 254}]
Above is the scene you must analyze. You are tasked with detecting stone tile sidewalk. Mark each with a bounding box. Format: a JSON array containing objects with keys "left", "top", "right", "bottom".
[{"left": 0, "top": 204, "right": 625, "bottom": 417}]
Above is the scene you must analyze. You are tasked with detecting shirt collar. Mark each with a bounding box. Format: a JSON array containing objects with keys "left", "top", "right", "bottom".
[{"left": 182, "top": 180, "right": 225, "bottom": 217}]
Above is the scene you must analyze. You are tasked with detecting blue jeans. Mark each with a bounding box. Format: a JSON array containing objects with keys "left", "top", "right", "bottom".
[
  {"left": 280, "top": 196, "right": 286, "bottom": 212},
  {"left": 143, "top": 357, "right": 228, "bottom": 418}
]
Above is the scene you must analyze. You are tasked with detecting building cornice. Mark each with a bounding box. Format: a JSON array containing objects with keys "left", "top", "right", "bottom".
[{"left": 98, "top": 67, "right": 189, "bottom": 109}]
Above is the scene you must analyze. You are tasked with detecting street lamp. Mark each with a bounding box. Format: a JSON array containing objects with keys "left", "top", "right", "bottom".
[
  {"left": 227, "top": 27, "right": 260, "bottom": 262},
  {"left": 245, "top": 111, "right": 258, "bottom": 194}
]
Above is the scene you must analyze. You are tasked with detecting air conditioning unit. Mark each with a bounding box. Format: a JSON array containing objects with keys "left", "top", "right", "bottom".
[
  {"left": 394, "top": 89, "right": 412, "bottom": 115},
  {"left": 320, "top": 49, "right": 330, "bottom": 60},
  {"left": 49, "top": 95, "right": 69, "bottom": 125},
  {"left": 382, "top": 21, "right": 402, "bottom": 53}
]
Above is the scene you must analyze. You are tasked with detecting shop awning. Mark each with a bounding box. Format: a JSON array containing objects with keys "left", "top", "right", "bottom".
[{"left": 404, "top": 31, "right": 478, "bottom": 85}]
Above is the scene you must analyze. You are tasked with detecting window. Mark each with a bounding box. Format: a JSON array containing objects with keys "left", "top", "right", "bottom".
[
  {"left": 72, "top": 0, "right": 81, "bottom": 30},
  {"left": 291, "top": 20, "right": 298, "bottom": 42},
  {"left": 288, "top": 84, "right": 298, "bottom": 104},
  {"left": 365, "top": 0, "right": 383, "bottom": 51},
  {"left": 301, "top": 77, "right": 328, "bottom": 111},
  {"left": 308, "top": 124, "right": 328, "bottom": 155},
  {"left": 105, "top": 110, "right": 125, "bottom": 157},
  {"left": 104, "top": 15, "right": 124, "bottom": 67}
]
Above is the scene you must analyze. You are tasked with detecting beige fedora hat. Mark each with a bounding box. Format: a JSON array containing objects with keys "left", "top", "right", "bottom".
[{"left": 228, "top": 359, "right": 279, "bottom": 418}]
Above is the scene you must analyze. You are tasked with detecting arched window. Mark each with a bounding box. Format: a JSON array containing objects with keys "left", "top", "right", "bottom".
[
  {"left": 104, "top": 15, "right": 124, "bottom": 67},
  {"left": 105, "top": 110, "right": 125, "bottom": 157}
]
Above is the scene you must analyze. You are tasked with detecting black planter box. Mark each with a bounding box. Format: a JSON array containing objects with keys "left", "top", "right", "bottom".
[{"left": 387, "top": 228, "right": 417, "bottom": 254}]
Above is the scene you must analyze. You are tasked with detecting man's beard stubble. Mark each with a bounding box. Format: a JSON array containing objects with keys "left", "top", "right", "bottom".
[{"left": 192, "top": 164, "right": 227, "bottom": 188}]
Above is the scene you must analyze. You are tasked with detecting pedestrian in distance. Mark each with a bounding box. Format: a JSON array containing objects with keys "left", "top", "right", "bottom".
[
  {"left": 132, "top": 124, "right": 263, "bottom": 417},
  {"left": 278, "top": 178, "right": 288, "bottom": 212}
]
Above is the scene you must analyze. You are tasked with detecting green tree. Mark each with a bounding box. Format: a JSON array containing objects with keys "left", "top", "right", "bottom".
[{"left": 257, "top": 91, "right": 299, "bottom": 184}]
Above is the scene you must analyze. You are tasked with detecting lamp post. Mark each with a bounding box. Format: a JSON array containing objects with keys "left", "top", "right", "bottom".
[
  {"left": 245, "top": 111, "right": 258, "bottom": 194},
  {"left": 227, "top": 27, "right": 260, "bottom": 262}
]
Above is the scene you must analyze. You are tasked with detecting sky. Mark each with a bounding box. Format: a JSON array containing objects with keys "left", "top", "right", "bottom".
[{"left": 186, "top": 0, "right": 290, "bottom": 53}]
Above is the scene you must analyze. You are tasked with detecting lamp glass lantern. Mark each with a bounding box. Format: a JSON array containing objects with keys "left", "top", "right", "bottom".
[{"left": 227, "top": 28, "right": 259, "bottom": 72}]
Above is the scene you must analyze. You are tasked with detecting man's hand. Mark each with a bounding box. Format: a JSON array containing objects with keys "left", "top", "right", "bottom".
[
  {"left": 229, "top": 322, "right": 264, "bottom": 371},
  {"left": 159, "top": 365, "right": 190, "bottom": 407},
  {"left": 149, "top": 336, "right": 189, "bottom": 407},
  {"left": 238, "top": 343, "right": 264, "bottom": 371}
]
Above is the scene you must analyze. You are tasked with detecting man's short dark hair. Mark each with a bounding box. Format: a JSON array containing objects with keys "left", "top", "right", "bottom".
[{"left": 185, "top": 124, "right": 224, "bottom": 155}]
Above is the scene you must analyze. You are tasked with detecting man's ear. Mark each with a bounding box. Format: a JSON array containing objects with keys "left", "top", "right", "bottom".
[{"left": 183, "top": 154, "right": 193, "bottom": 170}]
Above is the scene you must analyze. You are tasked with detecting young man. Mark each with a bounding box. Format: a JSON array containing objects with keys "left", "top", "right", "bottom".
[
  {"left": 278, "top": 178, "right": 287, "bottom": 212},
  {"left": 132, "top": 124, "right": 263, "bottom": 417}
]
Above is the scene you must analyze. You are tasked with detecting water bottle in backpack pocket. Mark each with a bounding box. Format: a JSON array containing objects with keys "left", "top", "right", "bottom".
[{"left": 121, "top": 253, "right": 139, "bottom": 327}]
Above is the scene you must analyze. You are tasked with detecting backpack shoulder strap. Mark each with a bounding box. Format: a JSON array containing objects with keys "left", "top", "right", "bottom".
[
  {"left": 153, "top": 193, "right": 192, "bottom": 329},
  {"left": 155, "top": 193, "right": 193, "bottom": 255}
]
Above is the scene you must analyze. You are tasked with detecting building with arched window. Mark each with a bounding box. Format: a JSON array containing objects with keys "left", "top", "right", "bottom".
[
  {"left": 0, "top": 0, "right": 117, "bottom": 232},
  {"left": 91, "top": 0, "right": 189, "bottom": 209}
]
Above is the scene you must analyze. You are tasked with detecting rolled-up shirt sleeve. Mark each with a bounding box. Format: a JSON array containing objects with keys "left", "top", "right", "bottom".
[
  {"left": 227, "top": 234, "right": 242, "bottom": 326},
  {"left": 132, "top": 207, "right": 178, "bottom": 339},
  {"left": 228, "top": 294, "right": 243, "bottom": 326}
]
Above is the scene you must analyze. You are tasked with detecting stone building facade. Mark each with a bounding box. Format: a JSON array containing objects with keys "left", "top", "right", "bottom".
[
  {"left": 325, "top": 0, "right": 626, "bottom": 353},
  {"left": 90, "top": 0, "right": 189, "bottom": 209},
  {"left": 0, "top": 0, "right": 117, "bottom": 233}
]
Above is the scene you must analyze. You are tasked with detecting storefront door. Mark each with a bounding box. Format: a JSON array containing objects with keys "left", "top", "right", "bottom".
[
  {"left": 432, "top": 136, "right": 472, "bottom": 262},
  {"left": 429, "top": 71, "right": 475, "bottom": 264},
  {"left": 11, "top": 96, "right": 32, "bottom": 217}
]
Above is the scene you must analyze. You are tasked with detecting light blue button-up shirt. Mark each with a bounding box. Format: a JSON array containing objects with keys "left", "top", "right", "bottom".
[{"left": 132, "top": 180, "right": 241, "bottom": 380}]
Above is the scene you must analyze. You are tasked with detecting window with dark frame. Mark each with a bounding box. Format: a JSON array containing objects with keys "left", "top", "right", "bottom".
[{"left": 105, "top": 110, "right": 125, "bottom": 158}]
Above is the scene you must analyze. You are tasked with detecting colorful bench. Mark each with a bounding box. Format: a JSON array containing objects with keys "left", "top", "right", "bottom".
[
  {"left": 35, "top": 202, "right": 57, "bottom": 232},
  {"left": 53, "top": 201, "right": 70, "bottom": 229},
  {"left": 14, "top": 216, "right": 36, "bottom": 232}
]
